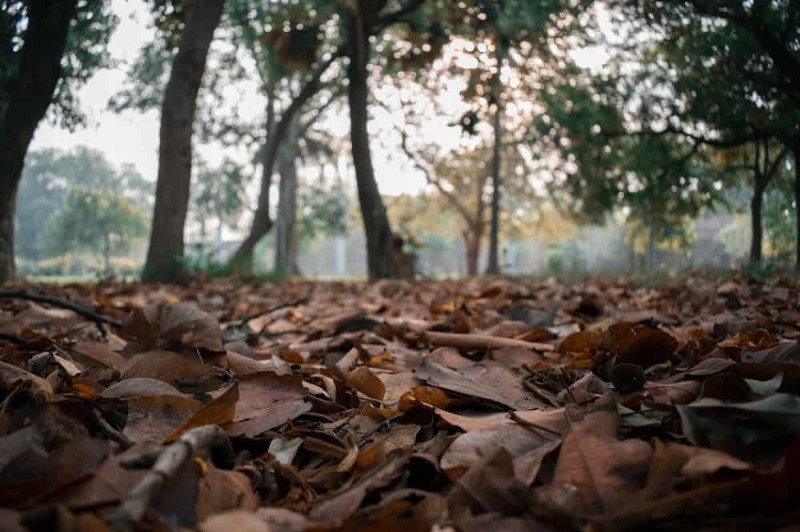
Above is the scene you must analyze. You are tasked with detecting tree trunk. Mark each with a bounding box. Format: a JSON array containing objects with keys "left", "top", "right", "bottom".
[
  {"left": 229, "top": 55, "right": 339, "bottom": 274},
  {"left": 348, "top": 2, "right": 395, "bottom": 280},
  {"left": 103, "top": 232, "right": 111, "bottom": 275},
  {"left": 794, "top": 142, "right": 800, "bottom": 271},
  {"left": 485, "top": 39, "right": 506, "bottom": 276},
  {"left": 274, "top": 118, "right": 301, "bottom": 276},
  {"left": 0, "top": 0, "right": 78, "bottom": 282},
  {"left": 463, "top": 226, "right": 482, "bottom": 276},
  {"left": 646, "top": 218, "right": 656, "bottom": 271},
  {"left": 142, "top": 0, "right": 225, "bottom": 282},
  {"left": 750, "top": 183, "right": 765, "bottom": 264}
]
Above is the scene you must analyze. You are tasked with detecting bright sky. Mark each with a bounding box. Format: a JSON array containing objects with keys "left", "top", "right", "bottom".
[
  {"left": 30, "top": 0, "right": 429, "bottom": 196},
  {"left": 30, "top": 1, "right": 610, "bottom": 199}
]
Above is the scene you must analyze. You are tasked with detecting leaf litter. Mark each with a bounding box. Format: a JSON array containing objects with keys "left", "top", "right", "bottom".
[{"left": 0, "top": 275, "right": 799, "bottom": 530}]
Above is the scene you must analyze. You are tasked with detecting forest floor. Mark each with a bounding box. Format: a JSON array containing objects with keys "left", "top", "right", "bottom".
[{"left": 0, "top": 274, "right": 799, "bottom": 531}]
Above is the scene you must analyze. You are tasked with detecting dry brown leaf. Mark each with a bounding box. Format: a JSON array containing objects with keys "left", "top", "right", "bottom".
[
  {"left": 542, "top": 395, "right": 653, "bottom": 516},
  {"left": 346, "top": 366, "right": 386, "bottom": 400}
]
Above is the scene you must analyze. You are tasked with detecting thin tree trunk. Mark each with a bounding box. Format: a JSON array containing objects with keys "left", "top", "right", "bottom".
[
  {"left": 229, "top": 54, "right": 340, "bottom": 274},
  {"left": 463, "top": 227, "right": 482, "bottom": 276},
  {"left": 794, "top": 142, "right": 800, "bottom": 271},
  {"left": 142, "top": 0, "right": 225, "bottom": 282},
  {"left": 274, "top": 118, "right": 301, "bottom": 276},
  {"left": 647, "top": 220, "right": 656, "bottom": 271},
  {"left": 485, "top": 39, "right": 505, "bottom": 276},
  {"left": 749, "top": 139, "right": 787, "bottom": 265},
  {"left": 103, "top": 232, "right": 111, "bottom": 275},
  {"left": 348, "top": 2, "right": 395, "bottom": 280},
  {"left": 750, "top": 183, "right": 765, "bottom": 264},
  {"left": 0, "top": 0, "right": 78, "bottom": 282},
  {"left": 230, "top": 95, "right": 276, "bottom": 274}
]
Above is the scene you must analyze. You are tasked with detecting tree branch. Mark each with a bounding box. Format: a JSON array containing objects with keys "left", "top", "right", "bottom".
[
  {"left": 0, "top": 290, "right": 122, "bottom": 331},
  {"left": 398, "top": 129, "right": 477, "bottom": 225},
  {"left": 110, "top": 425, "right": 236, "bottom": 531}
]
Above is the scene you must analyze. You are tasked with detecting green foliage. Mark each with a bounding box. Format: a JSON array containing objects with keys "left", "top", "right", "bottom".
[
  {"left": 15, "top": 147, "right": 152, "bottom": 269},
  {"left": 0, "top": 0, "right": 118, "bottom": 129},
  {"left": 192, "top": 158, "right": 250, "bottom": 236},
  {"left": 180, "top": 250, "right": 236, "bottom": 279},
  {"left": 44, "top": 188, "right": 148, "bottom": 272},
  {"left": 298, "top": 178, "right": 349, "bottom": 241},
  {"left": 108, "top": 40, "right": 173, "bottom": 113}
]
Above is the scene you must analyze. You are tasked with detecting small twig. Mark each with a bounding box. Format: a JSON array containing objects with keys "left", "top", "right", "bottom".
[
  {"left": 422, "top": 330, "right": 554, "bottom": 352},
  {"left": 90, "top": 406, "right": 132, "bottom": 451},
  {"left": 236, "top": 296, "right": 309, "bottom": 328},
  {"left": 0, "top": 290, "right": 122, "bottom": 335},
  {"left": 109, "top": 425, "right": 235, "bottom": 530}
]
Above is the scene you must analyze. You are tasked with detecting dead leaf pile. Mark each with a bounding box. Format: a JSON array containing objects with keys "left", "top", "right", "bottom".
[{"left": 0, "top": 274, "right": 799, "bottom": 530}]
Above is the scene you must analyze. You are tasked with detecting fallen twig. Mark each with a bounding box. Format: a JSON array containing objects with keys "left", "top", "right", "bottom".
[
  {"left": 109, "top": 425, "right": 235, "bottom": 530},
  {"left": 0, "top": 290, "right": 122, "bottom": 334},
  {"left": 422, "top": 330, "right": 554, "bottom": 352},
  {"left": 236, "top": 296, "right": 309, "bottom": 328}
]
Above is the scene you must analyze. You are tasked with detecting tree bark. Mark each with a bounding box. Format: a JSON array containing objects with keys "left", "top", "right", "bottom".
[
  {"left": 142, "top": 0, "right": 225, "bottom": 282},
  {"left": 749, "top": 183, "right": 765, "bottom": 264},
  {"left": 463, "top": 226, "right": 482, "bottom": 276},
  {"left": 0, "top": 0, "right": 78, "bottom": 282},
  {"left": 230, "top": 92, "right": 277, "bottom": 274},
  {"left": 485, "top": 106, "right": 502, "bottom": 275},
  {"left": 229, "top": 53, "right": 340, "bottom": 274},
  {"left": 274, "top": 117, "right": 301, "bottom": 276},
  {"left": 794, "top": 142, "right": 800, "bottom": 271},
  {"left": 485, "top": 39, "right": 505, "bottom": 276},
  {"left": 749, "top": 139, "right": 787, "bottom": 264},
  {"left": 348, "top": 2, "right": 396, "bottom": 280}
]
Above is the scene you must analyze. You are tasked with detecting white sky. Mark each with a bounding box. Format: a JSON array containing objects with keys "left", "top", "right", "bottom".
[
  {"left": 30, "top": 0, "right": 429, "bottom": 196},
  {"left": 30, "top": 1, "right": 610, "bottom": 199}
]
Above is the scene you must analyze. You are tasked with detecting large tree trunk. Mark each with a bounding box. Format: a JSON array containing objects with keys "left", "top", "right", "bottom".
[
  {"left": 348, "top": 2, "right": 395, "bottom": 280},
  {"left": 274, "top": 118, "right": 301, "bottom": 276},
  {"left": 750, "top": 183, "right": 765, "bottom": 264},
  {"left": 0, "top": 0, "right": 78, "bottom": 283},
  {"left": 142, "top": 0, "right": 225, "bottom": 282}
]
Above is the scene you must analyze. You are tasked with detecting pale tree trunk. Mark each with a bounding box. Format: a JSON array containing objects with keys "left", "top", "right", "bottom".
[
  {"left": 466, "top": 179, "right": 487, "bottom": 276},
  {"left": 348, "top": 1, "right": 396, "bottom": 280},
  {"left": 103, "top": 233, "right": 111, "bottom": 275},
  {"left": 274, "top": 118, "right": 301, "bottom": 275},
  {"left": 647, "top": 220, "right": 656, "bottom": 271},
  {"left": 0, "top": 0, "right": 78, "bottom": 282},
  {"left": 750, "top": 182, "right": 766, "bottom": 264},
  {"left": 142, "top": 0, "right": 225, "bottom": 282}
]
